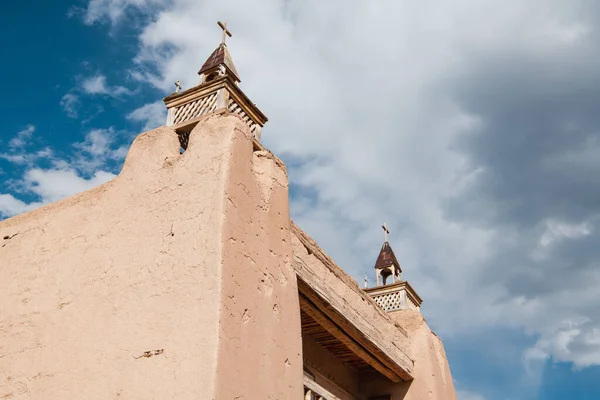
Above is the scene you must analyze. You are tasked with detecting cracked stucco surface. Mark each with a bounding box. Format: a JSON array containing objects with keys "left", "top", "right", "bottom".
[
  {"left": 0, "top": 114, "right": 302, "bottom": 399},
  {"left": 358, "top": 310, "right": 458, "bottom": 399}
]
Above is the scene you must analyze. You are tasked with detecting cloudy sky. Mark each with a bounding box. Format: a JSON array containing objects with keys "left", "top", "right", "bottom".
[{"left": 3, "top": 0, "right": 600, "bottom": 398}]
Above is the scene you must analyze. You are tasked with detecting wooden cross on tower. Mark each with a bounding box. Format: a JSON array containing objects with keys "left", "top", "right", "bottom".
[
  {"left": 218, "top": 21, "right": 233, "bottom": 44},
  {"left": 382, "top": 223, "right": 390, "bottom": 243}
]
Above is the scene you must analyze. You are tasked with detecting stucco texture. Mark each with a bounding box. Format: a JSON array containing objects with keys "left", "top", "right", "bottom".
[
  {"left": 0, "top": 114, "right": 303, "bottom": 399},
  {"left": 360, "top": 309, "right": 457, "bottom": 400}
]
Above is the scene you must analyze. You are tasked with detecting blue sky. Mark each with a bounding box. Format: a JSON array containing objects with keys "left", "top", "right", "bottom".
[{"left": 3, "top": 1, "right": 600, "bottom": 399}]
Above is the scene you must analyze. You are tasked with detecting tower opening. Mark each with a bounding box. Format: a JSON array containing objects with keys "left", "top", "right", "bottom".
[{"left": 178, "top": 131, "right": 190, "bottom": 154}]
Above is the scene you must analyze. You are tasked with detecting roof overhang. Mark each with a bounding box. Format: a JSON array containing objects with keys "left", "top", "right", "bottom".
[{"left": 292, "top": 223, "right": 414, "bottom": 382}]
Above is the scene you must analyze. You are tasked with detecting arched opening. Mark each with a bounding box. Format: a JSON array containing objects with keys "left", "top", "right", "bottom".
[
  {"left": 177, "top": 131, "right": 190, "bottom": 154},
  {"left": 205, "top": 71, "right": 219, "bottom": 82},
  {"left": 381, "top": 269, "right": 391, "bottom": 285}
]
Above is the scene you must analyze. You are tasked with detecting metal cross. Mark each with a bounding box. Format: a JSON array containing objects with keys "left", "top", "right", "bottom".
[
  {"left": 218, "top": 21, "right": 232, "bottom": 44},
  {"left": 382, "top": 223, "right": 390, "bottom": 243},
  {"left": 174, "top": 80, "right": 182, "bottom": 93}
]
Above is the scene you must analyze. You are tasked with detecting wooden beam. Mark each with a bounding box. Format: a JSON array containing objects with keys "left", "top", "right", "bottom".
[
  {"left": 299, "top": 291, "right": 401, "bottom": 382},
  {"left": 298, "top": 278, "right": 412, "bottom": 382},
  {"left": 303, "top": 374, "right": 343, "bottom": 400}
]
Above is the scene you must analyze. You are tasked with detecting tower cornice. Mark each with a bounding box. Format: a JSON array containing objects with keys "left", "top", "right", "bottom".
[{"left": 163, "top": 75, "right": 267, "bottom": 138}]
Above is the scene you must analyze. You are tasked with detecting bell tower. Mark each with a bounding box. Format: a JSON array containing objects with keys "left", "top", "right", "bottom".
[
  {"left": 365, "top": 224, "right": 423, "bottom": 312},
  {"left": 163, "top": 21, "right": 267, "bottom": 148},
  {"left": 374, "top": 223, "right": 402, "bottom": 286}
]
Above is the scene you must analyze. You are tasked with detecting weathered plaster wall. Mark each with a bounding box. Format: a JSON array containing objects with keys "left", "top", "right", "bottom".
[
  {"left": 360, "top": 310, "right": 457, "bottom": 400},
  {"left": 211, "top": 116, "right": 303, "bottom": 399},
  {"left": 0, "top": 114, "right": 303, "bottom": 399}
]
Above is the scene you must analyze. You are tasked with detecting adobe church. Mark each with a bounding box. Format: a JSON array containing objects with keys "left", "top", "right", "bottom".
[{"left": 0, "top": 22, "right": 457, "bottom": 400}]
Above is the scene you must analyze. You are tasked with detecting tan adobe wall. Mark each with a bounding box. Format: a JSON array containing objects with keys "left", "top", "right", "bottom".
[
  {"left": 360, "top": 310, "right": 457, "bottom": 400},
  {"left": 0, "top": 114, "right": 303, "bottom": 400}
]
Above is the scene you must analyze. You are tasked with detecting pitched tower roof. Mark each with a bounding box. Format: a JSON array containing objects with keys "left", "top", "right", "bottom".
[
  {"left": 365, "top": 223, "right": 422, "bottom": 311},
  {"left": 374, "top": 241, "right": 402, "bottom": 272},
  {"left": 198, "top": 43, "right": 240, "bottom": 82}
]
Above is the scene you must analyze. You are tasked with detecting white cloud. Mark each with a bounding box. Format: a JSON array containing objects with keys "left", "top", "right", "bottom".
[
  {"left": 76, "top": 128, "right": 115, "bottom": 156},
  {"left": 540, "top": 219, "right": 592, "bottom": 247},
  {"left": 0, "top": 126, "right": 125, "bottom": 219},
  {"left": 127, "top": 101, "right": 166, "bottom": 131},
  {"left": 23, "top": 168, "right": 115, "bottom": 204},
  {"left": 82, "top": 74, "right": 131, "bottom": 97},
  {"left": 82, "top": 0, "right": 164, "bottom": 26},
  {"left": 60, "top": 93, "right": 80, "bottom": 118},
  {"left": 8, "top": 125, "right": 35, "bottom": 150},
  {"left": 0, "top": 166, "right": 116, "bottom": 219},
  {"left": 0, "top": 126, "right": 49, "bottom": 166},
  {"left": 0, "top": 194, "right": 42, "bottom": 217},
  {"left": 0, "top": 154, "right": 26, "bottom": 164},
  {"left": 72, "top": 127, "right": 129, "bottom": 173},
  {"left": 0, "top": 147, "right": 54, "bottom": 166},
  {"left": 525, "top": 317, "right": 600, "bottom": 368},
  {"left": 0, "top": 168, "right": 115, "bottom": 219},
  {"left": 82, "top": 75, "right": 108, "bottom": 94},
  {"left": 60, "top": 75, "right": 132, "bottom": 119},
  {"left": 456, "top": 389, "right": 486, "bottom": 400}
]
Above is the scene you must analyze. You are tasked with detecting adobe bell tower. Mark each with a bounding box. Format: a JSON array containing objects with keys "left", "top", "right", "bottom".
[
  {"left": 364, "top": 224, "right": 423, "bottom": 312},
  {"left": 374, "top": 223, "right": 402, "bottom": 286},
  {"left": 163, "top": 21, "right": 267, "bottom": 148}
]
